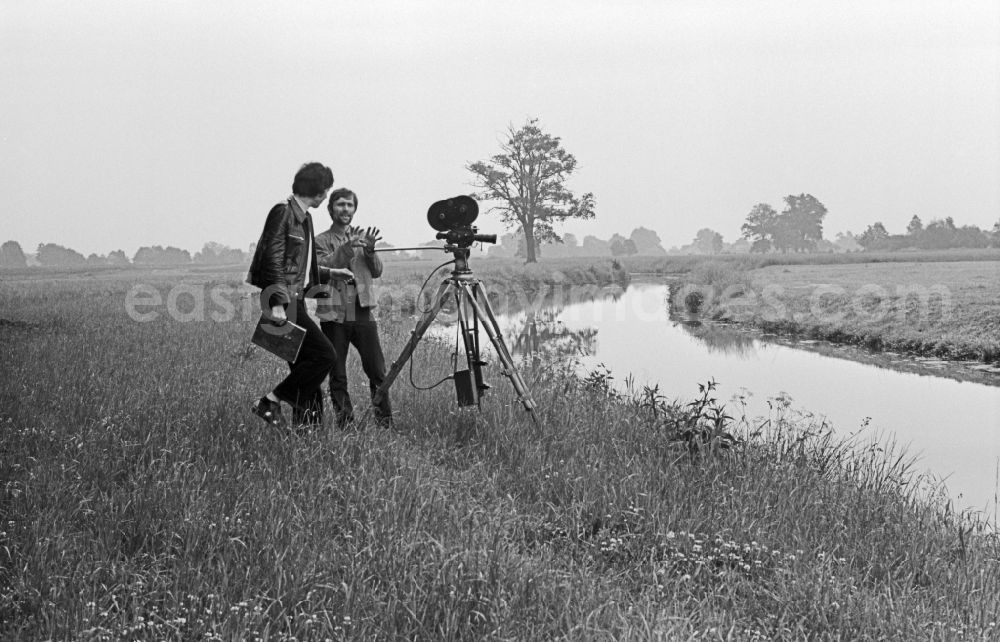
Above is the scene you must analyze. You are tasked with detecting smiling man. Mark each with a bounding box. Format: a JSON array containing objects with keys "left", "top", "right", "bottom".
[{"left": 314, "top": 187, "right": 392, "bottom": 428}]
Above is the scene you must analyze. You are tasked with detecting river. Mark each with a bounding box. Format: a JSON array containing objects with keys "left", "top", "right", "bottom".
[{"left": 431, "top": 280, "right": 1000, "bottom": 519}]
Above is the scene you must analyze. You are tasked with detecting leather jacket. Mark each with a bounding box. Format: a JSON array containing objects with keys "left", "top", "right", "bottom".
[{"left": 247, "top": 197, "right": 330, "bottom": 307}]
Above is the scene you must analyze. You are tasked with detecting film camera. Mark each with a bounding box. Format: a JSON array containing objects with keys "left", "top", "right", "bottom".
[
  {"left": 372, "top": 195, "right": 538, "bottom": 425},
  {"left": 427, "top": 195, "right": 497, "bottom": 248}
]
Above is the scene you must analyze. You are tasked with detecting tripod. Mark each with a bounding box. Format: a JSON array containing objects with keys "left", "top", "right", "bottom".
[{"left": 372, "top": 246, "right": 539, "bottom": 425}]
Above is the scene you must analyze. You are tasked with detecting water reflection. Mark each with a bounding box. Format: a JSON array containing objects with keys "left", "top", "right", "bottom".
[
  {"left": 668, "top": 316, "right": 760, "bottom": 358},
  {"left": 423, "top": 283, "right": 614, "bottom": 366},
  {"left": 662, "top": 281, "right": 778, "bottom": 359},
  {"left": 511, "top": 309, "right": 598, "bottom": 368},
  {"left": 470, "top": 281, "right": 1000, "bottom": 518}
]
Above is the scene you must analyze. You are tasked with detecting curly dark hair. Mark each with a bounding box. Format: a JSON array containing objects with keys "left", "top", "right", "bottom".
[{"left": 291, "top": 162, "right": 334, "bottom": 198}]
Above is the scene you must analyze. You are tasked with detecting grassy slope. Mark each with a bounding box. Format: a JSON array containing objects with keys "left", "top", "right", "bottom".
[
  {"left": 1, "top": 266, "right": 998, "bottom": 640},
  {"left": 626, "top": 251, "right": 1000, "bottom": 363},
  {"left": 716, "top": 261, "right": 1000, "bottom": 362}
]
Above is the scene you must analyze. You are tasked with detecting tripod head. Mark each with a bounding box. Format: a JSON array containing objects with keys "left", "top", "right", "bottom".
[{"left": 435, "top": 226, "right": 498, "bottom": 248}]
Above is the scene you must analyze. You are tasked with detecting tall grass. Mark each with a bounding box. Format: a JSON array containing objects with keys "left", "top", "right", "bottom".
[{"left": 1, "top": 269, "right": 997, "bottom": 640}]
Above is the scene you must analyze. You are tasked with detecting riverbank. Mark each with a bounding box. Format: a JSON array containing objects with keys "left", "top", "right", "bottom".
[
  {"left": 1, "top": 265, "right": 998, "bottom": 639},
  {"left": 374, "top": 256, "right": 631, "bottom": 315},
  {"left": 666, "top": 257, "right": 1000, "bottom": 364}
]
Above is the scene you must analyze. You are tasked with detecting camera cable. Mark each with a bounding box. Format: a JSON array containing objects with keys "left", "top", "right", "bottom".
[{"left": 407, "top": 258, "right": 458, "bottom": 391}]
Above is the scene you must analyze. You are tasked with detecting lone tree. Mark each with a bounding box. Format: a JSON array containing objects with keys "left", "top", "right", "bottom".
[
  {"left": 857, "top": 222, "right": 890, "bottom": 250},
  {"left": 740, "top": 194, "right": 827, "bottom": 252},
  {"left": 693, "top": 228, "right": 724, "bottom": 255},
  {"left": 630, "top": 227, "right": 666, "bottom": 255},
  {"left": 741, "top": 203, "right": 778, "bottom": 253},
  {"left": 0, "top": 240, "right": 28, "bottom": 268},
  {"left": 778, "top": 193, "right": 827, "bottom": 252},
  {"left": 608, "top": 234, "right": 638, "bottom": 257},
  {"left": 467, "top": 119, "right": 595, "bottom": 263}
]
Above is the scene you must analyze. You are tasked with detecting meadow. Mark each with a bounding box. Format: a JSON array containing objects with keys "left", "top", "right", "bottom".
[
  {"left": 623, "top": 250, "right": 1000, "bottom": 363},
  {"left": 2, "top": 261, "right": 999, "bottom": 640}
]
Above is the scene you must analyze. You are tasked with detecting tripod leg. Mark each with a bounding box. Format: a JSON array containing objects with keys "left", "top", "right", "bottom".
[
  {"left": 458, "top": 281, "right": 540, "bottom": 427},
  {"left": 373, "top": 280, "right": 454, "bottom": 407}
]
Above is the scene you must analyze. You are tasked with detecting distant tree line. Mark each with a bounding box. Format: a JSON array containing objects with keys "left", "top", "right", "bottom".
[
  {"left": 0, "top": 241, "right": 253, "bottom": 269},
  {"left": 722, "top": 194, "right": 1000, "bottom": 255},
  {"left": 486, "top": 226, "right": 666, "bottom": 259},
  {"left": 855, "top": 216, "right": 1000, "bottom": 251}
]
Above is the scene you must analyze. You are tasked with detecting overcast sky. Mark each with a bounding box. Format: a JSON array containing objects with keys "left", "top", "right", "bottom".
[{"left": 3, "top": 0, "right": 998, "bottom": 256}]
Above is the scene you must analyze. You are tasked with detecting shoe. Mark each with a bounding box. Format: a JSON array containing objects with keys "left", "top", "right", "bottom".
[{"left": 252, "top": 396, "right": 284, "bottom": 427}]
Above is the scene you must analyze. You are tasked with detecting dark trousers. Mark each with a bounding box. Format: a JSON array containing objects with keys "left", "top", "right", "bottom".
[
  {"left": 273, "top": 298, "right": 336, "bottom": 422},
  {"left": 320, "top": 306, "right": 392, "bottom": 426}
]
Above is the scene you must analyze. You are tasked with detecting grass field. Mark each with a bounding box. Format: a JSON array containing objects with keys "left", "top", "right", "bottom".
[
  {"left": 2, "top": 264, "right": 999, "bottom": 640},
  {"left": 622, "top": 248, "right": 1000, "bottom": 275},
  {"left": 656, "top": 254, "right": 1000, "bottom": 363}
]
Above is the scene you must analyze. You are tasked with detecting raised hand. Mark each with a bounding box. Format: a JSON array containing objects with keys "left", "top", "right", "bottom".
[
  {"left": 348, "top": 225, "right": 382, "bottom": 251},
  {"left": 361, "top": 226, "right": 382, "bottom": 251}
]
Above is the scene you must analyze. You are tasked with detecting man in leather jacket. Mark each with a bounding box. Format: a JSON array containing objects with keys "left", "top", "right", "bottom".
[{"left": 246, "top": 162, "right": 352, "bottom": 428}]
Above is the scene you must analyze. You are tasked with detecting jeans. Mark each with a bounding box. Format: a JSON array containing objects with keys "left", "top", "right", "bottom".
[
  {"left": 321, "top": 305, "right": 392, "bottom": 426},
  {"left": 272, "top": 298, "right": 336, "bottom": 423}
]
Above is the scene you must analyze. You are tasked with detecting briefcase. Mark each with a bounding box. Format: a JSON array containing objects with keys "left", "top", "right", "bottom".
[{"left": 251, "top": 315, "right": 306, "bottom": 363}]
